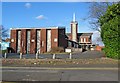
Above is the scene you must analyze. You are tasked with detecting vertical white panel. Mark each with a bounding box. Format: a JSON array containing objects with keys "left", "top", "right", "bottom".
[
  {"left": 81, "top": 38, "right": 83, "bottom": 43},
  {"left": 84, "top": 38, "right": 86, "bottom": 43},
  {"left": 17, "top": 31, "right": 21, "bottom": 53},
  {"left": 37, "top": 30, "right": 41, "bottom": 53},
  {"left": 47, "top": 30, "right": 51, "bottom": 52},
  {"left": 27, "top": 30, "right": 30, "bottom": 53},
  {"left": 72, "top": 24, "right": 77, "bottom": 42}
]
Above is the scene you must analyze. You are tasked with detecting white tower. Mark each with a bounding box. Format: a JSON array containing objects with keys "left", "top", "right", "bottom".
[{"left": 71, "top": 13, "right": 78, "bottom": 42}]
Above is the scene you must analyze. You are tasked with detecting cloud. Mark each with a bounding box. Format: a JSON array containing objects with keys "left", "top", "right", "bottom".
[
  {"left": 35, "top": 15, "right": 47, "bottom": 20},
  {"left": 25, "top": 3, "right": 31, "bottom": 8},
  {"left": 92, "top": 31, "right": 100, "bottom": 41}
]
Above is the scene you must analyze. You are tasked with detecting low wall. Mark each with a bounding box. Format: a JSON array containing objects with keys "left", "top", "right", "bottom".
[{"left": 71, "top": 48, "right": 82, "bottom": 52}]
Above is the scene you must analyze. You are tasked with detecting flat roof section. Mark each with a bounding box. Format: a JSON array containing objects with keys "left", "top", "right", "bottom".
[{"left": 10, "top": 26, "right": 65, "bottom": 30}]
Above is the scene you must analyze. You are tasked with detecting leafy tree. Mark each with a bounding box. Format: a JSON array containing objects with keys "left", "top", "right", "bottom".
[{"left": 99, "top": 2, "right": 120, "bottom": 59}]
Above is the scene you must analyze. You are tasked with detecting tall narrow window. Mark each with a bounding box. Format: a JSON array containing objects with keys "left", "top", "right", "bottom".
[
  {"left": 26, "top": 30, "right": 30, "bottom": 53},
  {"left": 37, "top": 30, "right": 41, "bottom": 53},
  {"left": 81, "top": 38, "right": 83, "bottom": 43},
  {"left": 84, "top": 38, "right": 86, "bottom": 43},
  {"left": 17, "top": 31, "right": 21, "bottom": 53},
  {"left": 47, "top": 30, "right": 51, "bottom": 52}
]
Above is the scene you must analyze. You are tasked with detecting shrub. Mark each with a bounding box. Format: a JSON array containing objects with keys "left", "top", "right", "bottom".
[
  {"left": 99, "top": 3, "right": 120, "bottom": 59},
  {"left": 49, "top": 47, "right": 64, "bottom": 53}
]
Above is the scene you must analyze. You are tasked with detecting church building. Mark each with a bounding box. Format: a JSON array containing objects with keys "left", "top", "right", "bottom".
[
  {"left": 66, "top": 13, "right": 93, "bottom": 50},
  {"left": 9, "top": 14, "right": 93, "bottom": 54}
]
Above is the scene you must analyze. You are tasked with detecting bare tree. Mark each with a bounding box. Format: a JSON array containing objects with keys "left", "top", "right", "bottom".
[
  {"left": 88, "top": 2, "right": 114, "bottom": 46},
  {"left": 0, "top": 25, "right": 8, "bottom": 41},
  {"left": 88, "top": 2, "right": 113, "bottom": 32},
  {"left": 0, "top": 25, "right": 8, "bottom": 50}
]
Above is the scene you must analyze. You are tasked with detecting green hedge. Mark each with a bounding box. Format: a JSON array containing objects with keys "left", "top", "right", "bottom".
[{"left": 99, "top": 3, "right": 120, "bottom": 59}]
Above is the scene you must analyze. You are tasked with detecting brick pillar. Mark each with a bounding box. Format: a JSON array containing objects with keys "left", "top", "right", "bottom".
[
  {"left": 41, "top": 29, "right": 47, "bottom": 53},
  {"left": 10, "top": 30, "right": 17, "bottom": 53},
  {"left": 51, "top": 29, "right": 58, "bottom": 48},
  {"left": 21, "top": 29, "right": 27, "bottom": 54},
  {"left": 30, "top": 29, "right": 36, "bottom": 54},
  {"left": 86, "top": 37, "right": 88, "bottom": 42}
]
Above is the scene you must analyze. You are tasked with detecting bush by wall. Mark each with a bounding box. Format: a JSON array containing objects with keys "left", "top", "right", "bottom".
[{"left": 49, "top": 47, "right": 64, "bottom": 53}]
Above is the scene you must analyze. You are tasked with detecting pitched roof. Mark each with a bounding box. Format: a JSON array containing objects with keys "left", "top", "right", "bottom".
[{"left": 77, "top": 33, "right": 93, "bottom": 36}]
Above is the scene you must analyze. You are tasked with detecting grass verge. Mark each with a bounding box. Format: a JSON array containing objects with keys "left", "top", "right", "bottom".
[{"left": 2, "top": 58, "right": 118, "bottom": 67}]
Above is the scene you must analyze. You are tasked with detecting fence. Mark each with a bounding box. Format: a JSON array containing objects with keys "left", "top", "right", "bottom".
[{"left": 1, "top": 53, "right": 74, "bottom": 59}]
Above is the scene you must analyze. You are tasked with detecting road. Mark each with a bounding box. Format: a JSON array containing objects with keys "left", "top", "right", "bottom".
[{"left": 1, "top": 67, "right": 118, "bottom": 81}]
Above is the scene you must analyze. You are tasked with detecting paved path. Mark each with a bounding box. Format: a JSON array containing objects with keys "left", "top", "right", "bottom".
[
  {"left": 3, "top": 51, "right": 104, "bottom": 59},
  {"left": 1, "top": 66, "right": 118, "bottom": 81}
]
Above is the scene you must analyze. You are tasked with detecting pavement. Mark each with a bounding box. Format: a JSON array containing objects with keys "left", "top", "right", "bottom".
[{"left": 2, "top": 50, "right": 104, "bottom": 59}]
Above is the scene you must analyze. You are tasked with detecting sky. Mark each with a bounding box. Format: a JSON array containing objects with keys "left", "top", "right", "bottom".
[
  {"left": 2, "top": 2, "right": 92, "bottom": 33},
  {"left": 0, "top": 2, "right": 2, "bottom": 25},
  {"left": 1, "top": 2, "right": 104, "bottom": 49}
]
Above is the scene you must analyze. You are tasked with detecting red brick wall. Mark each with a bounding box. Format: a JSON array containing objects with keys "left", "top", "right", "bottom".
[
  {"left": 30, "top": 29, "right": 36, "bottom": 54},
  {"left": 10, "top": 28, "right": 67, "bottom": 54},
  {"left": 86, "top": 37, "right": 88, "bottom": 42},
  {"left": 21, "top": 29, "right": 27, "bottom": 54},
  {"left": 10, "top": 30, "right": 17, "bottom": 53},
  {"left": 41, "top": 29, "right": 47, "bottom": 53},
  {"left": 51, "top": 29, "right": 58, "bottom": 48}
]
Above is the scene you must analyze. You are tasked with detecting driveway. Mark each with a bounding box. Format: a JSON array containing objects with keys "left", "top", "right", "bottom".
[{"left": 73, "top": 50, "right": 104, "bottom": 59}]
